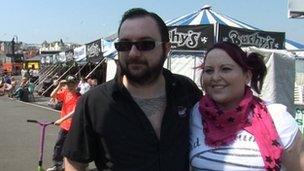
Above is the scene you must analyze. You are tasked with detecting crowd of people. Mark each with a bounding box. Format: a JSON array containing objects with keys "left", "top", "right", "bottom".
[
  {"left": 0, "top": 65, "right": 40, "bottom": 101},
  {"left": 1, "top": 7, "right": 303, "bottom": 171},
  {"left": 0, "top": 73, "right": 17, "bottom": 96},
  {"left": 0, "top": 73, "right": 33, "bottom": 101}
]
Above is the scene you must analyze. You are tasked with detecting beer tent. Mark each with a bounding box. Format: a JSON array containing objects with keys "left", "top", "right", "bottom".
[{"left": 165, "top": 5, "right": 304, "bottom": 114}]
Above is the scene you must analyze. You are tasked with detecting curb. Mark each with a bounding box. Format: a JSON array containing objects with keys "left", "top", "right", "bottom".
[{"left": 12, "top": 98, "right": 59, "bottom": 112}]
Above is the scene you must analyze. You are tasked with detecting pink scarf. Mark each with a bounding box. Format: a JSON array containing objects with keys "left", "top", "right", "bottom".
[{"left": 199, "top": 87, "right": 283, "bottom": 170}]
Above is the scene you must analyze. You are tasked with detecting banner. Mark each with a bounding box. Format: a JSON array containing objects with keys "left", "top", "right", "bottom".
[
  {"left": 40, "top": 56, "right": 46, "bottom": 64},
  {"left": 58, "top": 52, "right": 66, "bottom": 63},
  {"left": 74, "top": 45, "right": 87, "bottom": 62},
  {"left": 65, "top": 49, "right": 74, "bottom": 62},
  {"left": 218, "top": 24, "right": 285, "bottom": 49},
  {"left": 295, "top": 104, "right": 304, "bottom": 133},
  {"left": 288, "top": 0, "right": 304, "bottom": 18},
  {"left": 45, "top": 55, "right": 52, "bottom": 64},
  {"left": 52, "top": 54, "right": 59, "bottom": 64},
  {"left": 86, "top": 39, "right": 103, "bottom": 63},
  {"left": 168, "top": 25, "right": 214, "bottom": 52}
]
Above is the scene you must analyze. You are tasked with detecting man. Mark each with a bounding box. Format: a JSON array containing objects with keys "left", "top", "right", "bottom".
[
  {"left": 77, "top": 76, "right": 91, "bottom": 95},
  {"left": 63, "top": 8, "right": 202, "bottom": 171}
]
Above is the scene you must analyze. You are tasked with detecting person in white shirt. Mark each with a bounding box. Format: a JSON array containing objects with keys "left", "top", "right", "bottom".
[
  {"left": 77, "top": 76, "right": 90, "bottom": 95},
  {"left": 190, "top": 42, "right": 304, "bottom": 171}
]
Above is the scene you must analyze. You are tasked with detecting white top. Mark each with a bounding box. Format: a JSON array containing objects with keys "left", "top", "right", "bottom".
[
  {"left": 190, "top": 102, "right": 299, "bottom": 171},
  {"left": 77, "top": 82, "right": 91, "bottom": 95}
]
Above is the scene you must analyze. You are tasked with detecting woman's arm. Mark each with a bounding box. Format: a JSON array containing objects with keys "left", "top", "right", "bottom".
[{"left": 282, "top": 130, "right": 304, "bottom": 171}]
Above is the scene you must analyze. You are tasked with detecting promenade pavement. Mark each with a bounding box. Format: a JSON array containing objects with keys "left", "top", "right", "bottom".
[
  {"left": 0, "top": 95, "right": 58, "bottom": 170},
  {"left": 0, "top": 94, "right": 98, "bottom": 170}
]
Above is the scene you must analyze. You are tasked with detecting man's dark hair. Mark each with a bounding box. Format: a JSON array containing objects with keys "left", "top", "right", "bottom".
[{"left": 117, "top": 8, "right": 169, "bottom": 42}]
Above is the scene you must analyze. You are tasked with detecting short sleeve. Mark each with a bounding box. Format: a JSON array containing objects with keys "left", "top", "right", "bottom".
[
  {"left": 56, "top": 89, "right": 66, "bottom": 102},
  {"left": 63, "top": 95, "right": 105, "bottom": 163},
  {"left": 190, "top": 102, "right": 202, "bottom": 129},
  {"left": 267, "top": 103, "right": 299, "bottom": 149}
]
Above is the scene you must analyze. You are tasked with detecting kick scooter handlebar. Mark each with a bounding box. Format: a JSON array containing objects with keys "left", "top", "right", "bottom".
[
  {"left": 27, "top": 119, "right": 54, "bottom": 125},
  {"left": 27, "top": 119, "right": 54, "bottom": 171},
  {"left": 27, "top": 119, "right": 38, "bottom": 123}
]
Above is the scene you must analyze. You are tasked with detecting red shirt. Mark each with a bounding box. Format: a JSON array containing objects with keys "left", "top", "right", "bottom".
[{"left": 56, "top": 88, "right": 79, "bottom": 131}]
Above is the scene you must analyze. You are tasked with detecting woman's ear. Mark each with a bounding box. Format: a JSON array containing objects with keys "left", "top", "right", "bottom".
[{"left": 245, "top": 70, "right": 253, "bottom": 85}]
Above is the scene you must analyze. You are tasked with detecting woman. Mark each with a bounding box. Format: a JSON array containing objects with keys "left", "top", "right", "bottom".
[
  {"left": 12, "top": 77, "right": 29, "bottom": 100},
  {"left": 5, "top": 76, "right": 17, "bottom": 97},
  {"left": 190, "top": 42, "right": 304, "bottom": 170}
]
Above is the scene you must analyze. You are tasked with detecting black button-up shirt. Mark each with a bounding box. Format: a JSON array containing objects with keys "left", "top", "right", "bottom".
[{"left": 63, "top": 69, "right": 202, "bottom": 171}]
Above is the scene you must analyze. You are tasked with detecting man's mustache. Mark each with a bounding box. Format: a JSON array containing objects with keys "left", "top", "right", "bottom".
[{"left": 126, "top": 59, "right": 148, "bottom": 66}]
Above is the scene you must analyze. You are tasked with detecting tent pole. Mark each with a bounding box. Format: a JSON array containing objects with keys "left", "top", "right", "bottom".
[
  {"left": 35, "top": 64, "right": 61, "bottom": 92},
  {"left": 85, "top": 58, "right": 106, "bottom": 79},
  {"left": 41, "top": 62, "right": 76, "bottom": 96},
  {"left": 35, "top": 64, "right": 60, "bottom": 84},
  {"left": 215, "top": 23, "right": 219, "bottom": 43},
  {"left": 193, "top": 55, "right": 196, "bottom": 82},
  {"left": 74, "top": 61, "right": 89, "bottom": 78},
  {"left": 34, "top": 64, "right": 60, "bottom": 85},
  {"left": 167, "top": 51, "right": 172, "bottom": 71},
  {"left": 35, "top": 64, "right": 55, "bottom": 83}
]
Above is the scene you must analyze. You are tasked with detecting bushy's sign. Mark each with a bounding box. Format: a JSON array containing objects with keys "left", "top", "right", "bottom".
[
  {"left": 168, "top": 25, "right": 214, "bottom": 52},
  {"left": 218, "top": 24, "right": 285, "bottom": 49}
]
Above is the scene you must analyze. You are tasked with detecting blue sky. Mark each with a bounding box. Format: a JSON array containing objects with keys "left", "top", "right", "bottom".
[{"left": 0, "top": 0, "right": 303, "bottom": 44}]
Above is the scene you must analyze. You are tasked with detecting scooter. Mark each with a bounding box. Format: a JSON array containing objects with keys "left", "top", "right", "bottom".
[{"left": 27, "top": 119, "right": 54, "bottom": 171}]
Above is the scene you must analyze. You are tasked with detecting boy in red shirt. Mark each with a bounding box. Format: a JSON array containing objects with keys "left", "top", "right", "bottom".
[{"left": 47, "top": 76, "right": 80, "bottom": 171}]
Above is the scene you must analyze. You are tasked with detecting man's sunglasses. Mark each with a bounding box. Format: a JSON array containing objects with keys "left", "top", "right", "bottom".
[{"left": 114, "top": 40, "right": 164, "bottom": 51}]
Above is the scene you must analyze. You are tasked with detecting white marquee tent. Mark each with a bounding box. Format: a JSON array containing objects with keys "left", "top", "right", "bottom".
[{"left": 164, "top": 5, "right": 303, "bottom": 114}]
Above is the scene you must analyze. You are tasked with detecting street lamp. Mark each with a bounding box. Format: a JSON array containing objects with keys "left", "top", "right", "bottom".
[
  {"left": 10, "top": 35, "right": 22, "bottom": 75},
  {"left": 13, "top": 35, "right": 18, "bottom": 43},
  {"left": 11, "top": 37, "right": 15, "bottom": 55},
  {"left": 11, "top": 35, "right": 19, "bottom": 54}
]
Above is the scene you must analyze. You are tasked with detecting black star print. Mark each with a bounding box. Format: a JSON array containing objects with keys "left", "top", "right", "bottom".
[
  {"left": 266, "top": 166, "right": 279, "bottom": 171},
  {"left": 236, "top": 106, "right": 242, "bottom": 112},
  {"left": 203, "top": 128, "right": 209, "bottom": 133},
  {"left": 257, "top": 113, "right": 262, "bottom": 119},
  {"left": 245, "top": 119, "right": 251, "bottom": 125},
  {"left": 227, "top": 117, "right": 235, "bottom": 123},
  {"left": 265, "top": 156, "right": 273, "bottom": 163},
  {"left": 272, "top": 140, "right": 280, "bottom": 147},
  {"left": 221, "top": 142, "right": 228, "bottom": 146},
  {"left": 217, "top": 124, "right": 224, "bottom": 129},
  {"left": 217, "top": 110, "right": 224, "bottom": 115},
  {"left": 245, "top": 119, "right": 250, "bottom": 124},
  {"left": 210, "top": 115, "right": 217, "bottom": 121},
  {"left": 273, "top": 165, "right": 280, "bottom": 171},
  {"left": 266, "top": 166, "right": 272, "bottom": 171},
  {"left": 263, "top": 107, "right": 268, "bottom": 112},
  {"left": 274, "top": 158, "right": 281, "bottom": 165}
]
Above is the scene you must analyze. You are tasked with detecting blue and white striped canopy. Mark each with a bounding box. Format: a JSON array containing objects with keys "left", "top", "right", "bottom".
[{"left": 166, "top": 5, "right": 304, "bottom": 50}]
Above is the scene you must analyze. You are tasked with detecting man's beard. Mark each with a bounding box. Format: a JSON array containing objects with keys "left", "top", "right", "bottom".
[{"left": 118, "top": 53, "right": 166, "bottom": 86}]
